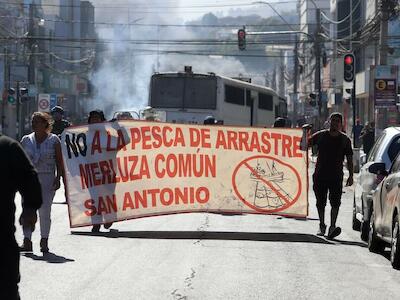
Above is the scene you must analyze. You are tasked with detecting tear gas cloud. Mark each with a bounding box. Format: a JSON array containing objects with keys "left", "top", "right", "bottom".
[{"left": 89, "top": 1, "right": 272, "bottom": 117}]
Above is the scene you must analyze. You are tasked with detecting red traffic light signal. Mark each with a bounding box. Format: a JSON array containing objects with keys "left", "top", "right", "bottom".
[
  {"left": 343, "top": 53, "right": 355, "bottom": 82},
  {"left": 237, "top": 29, "right": 246, "bottom": 51},
  {"left": 344, "top": 55, "right": 353, "bottom": 65}
]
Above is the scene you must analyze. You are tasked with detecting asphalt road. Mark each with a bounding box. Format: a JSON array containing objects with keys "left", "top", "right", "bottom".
[{"left": 14, "top": 164, "right": 400, "bottom": 300}]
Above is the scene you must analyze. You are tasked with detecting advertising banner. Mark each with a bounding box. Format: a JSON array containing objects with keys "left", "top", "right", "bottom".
[{"left": 61, "top": 121, "right": 308, "bottom": 227}]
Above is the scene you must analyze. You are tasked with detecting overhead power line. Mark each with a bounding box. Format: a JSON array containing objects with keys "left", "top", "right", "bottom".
[{"left": 0, "top": 0, "right": 297, "bottom": 10}]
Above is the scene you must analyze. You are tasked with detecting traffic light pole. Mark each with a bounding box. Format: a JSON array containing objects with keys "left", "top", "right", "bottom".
[
  {"left": 16, "top": 80, "right": 21, "bottom": 139},
  {"left": 314, "top": 9, "right": 322, "bottom": 125},
  {"left": 352, "top": 77, "right": 356, "bottom": 146}
]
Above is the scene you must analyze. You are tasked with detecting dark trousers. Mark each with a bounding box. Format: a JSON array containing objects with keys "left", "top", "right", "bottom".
[
  {"left": 2, "top": 240, "right": 20, "bottom": 300},
  {"left": 313, "top": 175, "right": 343, "bottom": 209}
]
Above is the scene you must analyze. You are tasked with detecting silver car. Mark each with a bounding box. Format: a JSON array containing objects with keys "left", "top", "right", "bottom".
[
  {"left": 368, "top": 157, "right": 400, "bottom": 269},
  {"left": 353, "top": 127, "right": 400, "bottom": 241}
]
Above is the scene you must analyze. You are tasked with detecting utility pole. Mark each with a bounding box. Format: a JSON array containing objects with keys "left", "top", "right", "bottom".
[
  {"left": 1, "top": 47, "right": 8, "bottom": 132},
  {"left": 28, "top": 3, "right": 35, "bottom": 83},
  {"left": 379, "top": 0, "right": 389, "bottom": 65},
  {"left": 279, "top": 50, "right": 285, "bottom": 98},
  {"left": 314, "top": 8, "right": 322, "bottom": 125},
  {"left": 16, "top": 80, "right": 21, "bottom": 139},
  {"left": 293, "top": 36, "right": 299, "bottom": 126}
]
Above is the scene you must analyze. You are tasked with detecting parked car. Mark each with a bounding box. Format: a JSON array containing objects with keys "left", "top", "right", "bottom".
[
  {"left": 368, "top": 157, "right": 400, "bottom": 269},
  {"left": 353, "top": 127, "right": 400, "bottom": 241}
]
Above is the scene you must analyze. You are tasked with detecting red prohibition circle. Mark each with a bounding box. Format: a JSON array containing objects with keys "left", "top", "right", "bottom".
[
  {"left": 232, "top": 155, "right": 302, "bottom": 213},
  {"left": 39, "top": 99, "right": 49, "bottom": 109}
]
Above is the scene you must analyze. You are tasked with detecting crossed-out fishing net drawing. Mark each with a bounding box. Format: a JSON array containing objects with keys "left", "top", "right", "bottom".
[{"left": 249, "top": 160, "right": 294, "bottom": 209}]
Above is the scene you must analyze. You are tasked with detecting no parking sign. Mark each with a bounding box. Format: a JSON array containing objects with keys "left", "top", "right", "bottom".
[{"left": 38, "top": 94, "right": 50, "bottom": 112}]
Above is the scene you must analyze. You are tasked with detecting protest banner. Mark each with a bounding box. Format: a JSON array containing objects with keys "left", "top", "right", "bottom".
[{"left": 61, "top": 121, "right": 308, "bottom": 227}]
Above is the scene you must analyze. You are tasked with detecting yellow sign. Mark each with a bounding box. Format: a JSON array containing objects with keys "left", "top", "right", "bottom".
[{"left": 376, "top": 79, "right": 386, "bottom": 90}]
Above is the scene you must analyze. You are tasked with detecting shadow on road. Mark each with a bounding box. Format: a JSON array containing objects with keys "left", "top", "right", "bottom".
[
  {"left": 71, "top": 230, "right": 365, "bottom": 247},
  {"left": 22, "top": 252, "right": 75, "bottom": 263}
]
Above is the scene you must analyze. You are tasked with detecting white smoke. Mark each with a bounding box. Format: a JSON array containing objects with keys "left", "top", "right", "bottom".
[{"left": 89, "top": 1, "right": 257, "bottom": 118}]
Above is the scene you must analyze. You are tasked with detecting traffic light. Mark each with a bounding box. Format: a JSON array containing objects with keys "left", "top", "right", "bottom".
[
  {"left": 237, "top": 29, "right": 246, "bottom": 51},
  {"left": 343, "top": 53, "right": 355, "bottom": 82}
]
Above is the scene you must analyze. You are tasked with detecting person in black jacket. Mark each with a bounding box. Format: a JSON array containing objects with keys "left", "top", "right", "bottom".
[{"left": 0, "top": 134, "right": 42, "bottom": 300}]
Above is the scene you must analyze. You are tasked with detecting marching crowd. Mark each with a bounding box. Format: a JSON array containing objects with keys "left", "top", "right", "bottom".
[{"left": 2, "top": 106, "right": 370, "bottom": 299}]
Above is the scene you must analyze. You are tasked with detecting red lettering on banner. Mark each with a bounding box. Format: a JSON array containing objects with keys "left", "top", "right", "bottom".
[
  {"left": 238, "top": 131, "right": 250, "bottom": 151},
  {"left": 270, "top": 133, "right": 282, "bottom": 155},
  {"left": 122, "top": 192, "right": 134, "bottom": 210},
  {"left": 97, "top": 196, "right": 108, "bottom": 215},
  {"left": 141, "top": 126, "right": 151, "bottom": 149},
  {"left": 99, "top": 160, "right": 114, "bottom": 184},
  {"left": 84, "top": 194, "right": 117, "bottom": 216},
  {"left": 215, "top": 130, "right": 227, "bottom": 149},
  {"left": 260, "top": 132, "right": 271, "bottom": 154},
  {"left": 134, "top": 190, "right": 147, "bottom": 208},
  {"left": 154, "top": 154, "right": 216, "bottom": 178},
  {"left": 147, "top": 189, "right": 159, "bottom": 207},
  {"left": 79, "top": 156, "right": 150, "bottom": 189},
  {"left": 117, "top": 157, "right": 130, "bottom": 182},
  {"left": 160, "top": 188, "right": 174, "bottom": 206},
  {"left": 196, "top": 187, "right": 210, "bottom": 203},
  {"left": 80, "top": 164, "right": 92, "bottom": 189},
  {"left": 130, "top": 127, "right": 141, "bottom": 149},
  {"left": 189, "top": 128, "right": 201, "bottom": 147},
  {"left": 91, "top": 131, "right": 102, "bottom": 154},
  {"left": 227, "top": 131, "right": 239, "bottom": 150},
  {"left": 163, "top": 126, "right": 173, "bottom": 147},
  {"left": 106, "top": 131, "right": 115, "bottom": 151},
  {"left": 120, "top": 187, "right": 211, "bottom": 211},
  {"left": 116, "top": 129, "right": 127, "bottom": 151},
  {"left": 90, "top": 163, "right": 102, "bottom": 185},
  {"left": 174, "top": 128, "right": 185, "bottom": 147},
  {"left": 200, "top": 129, "right": 211, "bottom": 148},
  {"left": 250, "top": 132, "right": 261, "bottom": 152},
  {"left": 84, "top": 199, "right": 96, "bottom": 216},
  {"left": 152, "top": 126, "right": 162, "bottom": 148},
  {"left": 129, "top": 156, "right": 150, "bottom": 180},
  {"left": 293, "top": 136, "right": 302, "bottom": 157},
  {"left": 282, "top": 134, "right": 292, "bottom": 157}
]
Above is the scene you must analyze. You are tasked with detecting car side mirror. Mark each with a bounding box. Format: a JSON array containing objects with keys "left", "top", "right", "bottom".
[{"left": 368, "top": 162, "right": 387, "bottom": 175}]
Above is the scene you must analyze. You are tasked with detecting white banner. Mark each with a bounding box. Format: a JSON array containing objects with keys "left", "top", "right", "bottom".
[{"left": 61, "top": 121, "right": 309, "bottom": 227}]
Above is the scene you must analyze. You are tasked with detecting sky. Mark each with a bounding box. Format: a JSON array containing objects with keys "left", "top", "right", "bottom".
[{"left": 93, "top": 0, "right": 298, "bottom": 24}]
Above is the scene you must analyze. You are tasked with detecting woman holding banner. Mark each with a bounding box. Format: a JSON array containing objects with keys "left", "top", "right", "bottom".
[{"left": 19, "top": 112, "right": 63, "bottom": 253}]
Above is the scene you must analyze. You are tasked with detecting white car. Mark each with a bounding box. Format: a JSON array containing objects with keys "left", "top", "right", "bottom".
[{"left": 353, "top": 127, "right": 400, "bottom": 241}]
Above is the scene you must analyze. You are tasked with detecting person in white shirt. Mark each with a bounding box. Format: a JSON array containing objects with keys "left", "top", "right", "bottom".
[{"left": 19, "top": 112, "right": 63, "bottom": 253}]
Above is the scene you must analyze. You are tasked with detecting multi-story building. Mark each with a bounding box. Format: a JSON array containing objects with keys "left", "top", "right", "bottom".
[{"left": 298, "top": 0, "right": 331, "bottom": 125}]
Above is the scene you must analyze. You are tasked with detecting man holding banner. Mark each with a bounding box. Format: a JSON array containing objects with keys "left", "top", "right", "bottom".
[{"left": 308, "top": 113, "right": 353, "bottom": 239}]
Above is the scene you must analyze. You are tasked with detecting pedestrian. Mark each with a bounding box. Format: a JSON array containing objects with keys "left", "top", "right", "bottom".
[
  {"left": 87, "top": 110, "right": 114, "bottom": 232},
  {"left": 203, "top": 115, "right": 217, "bottom": 125},
  {"left": 51, "top": 106, "right": 70, "bottom": 136},
  {"left": 360, "top": 121, "right": 375, "bottom": 157},
  {"left": 19, "top": 112, "right": 63, "bottom": 253},
  {"left": 0, "top": 134, "right": 42, "bottom": 299},
  {"left": 307, "top": 112, "right": 353, "bottom": 239},
  {"left": 273, "top": 117, "right": 286, "bottom": 128},
  {"left": 352, "top": 118, "right": 364, "bottom": 148}
]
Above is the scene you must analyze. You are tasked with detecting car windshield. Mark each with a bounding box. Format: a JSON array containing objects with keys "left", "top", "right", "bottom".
[
  {"left": 387, "top": 136, "right": 400, "bottom": 162},
  {"left": 367, "top": 132, "right": 386, "bottom": 162}
]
